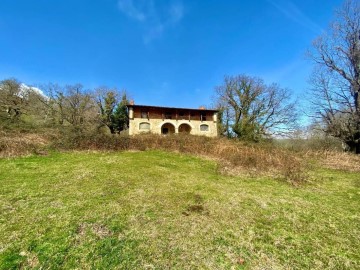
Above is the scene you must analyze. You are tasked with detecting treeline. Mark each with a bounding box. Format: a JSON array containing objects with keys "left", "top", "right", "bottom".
[
  {"left": 1, "top": 1, "right": 359, "bottom": 154},
  {"left": 0, "top": 79, "right": 129, "bottom": 135}
]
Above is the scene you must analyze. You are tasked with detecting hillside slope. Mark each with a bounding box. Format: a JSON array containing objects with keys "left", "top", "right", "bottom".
[{"left": 0, "top": 151, "right": 359, "bottom": 269}]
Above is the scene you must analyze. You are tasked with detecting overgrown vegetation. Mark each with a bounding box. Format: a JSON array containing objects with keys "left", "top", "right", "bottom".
[
  {"left": 1, "top": 151, "right": 359, "bottom": 269},
  {"left": 0, "top": 129, "right": 308, "bottom": 184},
  {"left": 2, "top": 128, "right": 360, "bottom": 186}
]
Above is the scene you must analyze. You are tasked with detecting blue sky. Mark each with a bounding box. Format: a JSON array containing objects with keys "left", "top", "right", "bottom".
[{"left": 0, "top": 0, "right": 343, "bottom": 108}]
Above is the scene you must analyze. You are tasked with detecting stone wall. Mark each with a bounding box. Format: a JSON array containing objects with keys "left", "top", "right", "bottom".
[{"left": 129, "top": 117, "right": 218, "bottom": 137}]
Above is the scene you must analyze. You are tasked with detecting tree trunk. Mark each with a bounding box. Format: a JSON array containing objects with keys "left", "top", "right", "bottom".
[
  {"left": 345, "top": 140, "right": 360, "bottom": 154},
  {"left": 109, "top": 125, "right": 115, "bottom": 134}
]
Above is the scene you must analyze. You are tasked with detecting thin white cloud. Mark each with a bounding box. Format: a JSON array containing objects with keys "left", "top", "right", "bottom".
[
  {"left": 267, "top": 0, "right": 323, "bottom": 33},
  {"left": 259, "top": 58, "right": 305, "bottom": 83},
  {"left": 161, "top": 81, "right": 169, "bottom": 88},
  {"left": 168, "top": 2, "right": 184, "bottom": 23},
  {"left": 143, "top": 23, "right": 165, "bottom": 44},
  {"left": 117, "top": 0, "right": 147, "bottom": 21},
  {"left": 117, "top": 0, "right": 184, "bottom": 43}
]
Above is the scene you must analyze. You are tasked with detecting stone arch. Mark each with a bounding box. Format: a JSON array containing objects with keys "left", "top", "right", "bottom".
[
  {"left": 161, "top": 123, "right": 175, "bottom": 134},
  {"left": 178, "top": 123, "right": 192, "bottom": 134}
]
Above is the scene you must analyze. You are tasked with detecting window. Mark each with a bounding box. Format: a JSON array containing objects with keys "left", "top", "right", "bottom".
[
  {"left": 141, "top": 110, "right": 148, "bottom": 119},
  {"left": 200, "top": 124, "right": 209, "bottom": 131},
  {"left": 200, "top": 113, "right": 207, "bottom": 121},
  {"left": 165, "top": 112, "right": 172, "bottom": 119},
  {"left": 179, "top": 111, "right": 185, "bottom": 119},
  {"left": 139, "top": 122, "right": 150, "bottom": 130}
]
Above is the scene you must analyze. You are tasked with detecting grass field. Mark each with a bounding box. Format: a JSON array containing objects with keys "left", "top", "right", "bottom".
[{"left": 1, "top": 150, "right": 359, "bottom": 269}]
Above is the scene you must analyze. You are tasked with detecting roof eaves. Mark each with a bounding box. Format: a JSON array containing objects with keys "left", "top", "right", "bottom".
[{"left": 126, "top": 104, "right": 218, "bottom": 112}]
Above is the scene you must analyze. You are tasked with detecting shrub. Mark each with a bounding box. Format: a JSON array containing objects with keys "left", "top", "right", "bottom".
[
  {"left": 0, "top": 130, "right": 49, "bottom": 157},
  {"left": 1, "top": 129, "right": 308, "bottom": 185}
]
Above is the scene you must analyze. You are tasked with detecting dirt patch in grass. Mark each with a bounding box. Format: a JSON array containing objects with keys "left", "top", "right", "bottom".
[
  {"left": 182, "top": 194, "right": 210, "bottom": 216},
  {"left": 18, "top": 251, "right": 39, "bottom": 268},
  {"left": 77, "top": 223, "right": 113, "bottom": 239}
]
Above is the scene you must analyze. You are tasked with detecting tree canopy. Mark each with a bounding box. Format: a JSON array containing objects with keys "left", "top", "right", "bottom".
[
  {"left": 1, "top": 78, "right": 130, "bottom": 135},
  {"left": 0, "top": 79, "right": 47, "bottom": 123},
  {"left": 95, "top": 87, "right": 129, "bottom": 134},
  {"left": 215, "top": 74, "right": 297, "bottom": 141}
]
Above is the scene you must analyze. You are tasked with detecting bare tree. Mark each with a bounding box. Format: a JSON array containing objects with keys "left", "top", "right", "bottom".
[
  {"left": 63, "top": 84, "right": 96, "bottom": 127},
  {"left": 0, "top": 79, "right": 28, "bottom": 121},
  {"left": 42, "top": 83, "right": 97, "bottom": 129},
  {"left": 0, "top": 78, "right": 47, "bottom": 123},
  {"left": 308, "top": 0, "right": 360, "bottom": 153},
  {"left": 215, "top": 74, "right": 297, "bottom": 141}
]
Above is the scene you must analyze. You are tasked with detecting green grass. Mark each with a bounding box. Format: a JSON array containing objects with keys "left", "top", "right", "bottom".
[{"left": 0, "top": 150, "right": 359, "bottom": 269}]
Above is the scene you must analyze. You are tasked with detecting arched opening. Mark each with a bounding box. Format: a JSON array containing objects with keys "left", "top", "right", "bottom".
[
  {"left": 178, "top": 123, "right": 192, "bottom": 134},
  {"left": 161, "top": 123, "right": 175, "bottom": 134}
]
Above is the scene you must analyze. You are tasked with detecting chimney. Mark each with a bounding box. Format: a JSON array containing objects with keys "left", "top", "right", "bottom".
[
  {"left": 199, "top": 106, "right": 205, "bottom": 110},
  {"left": 129, "top": 100, "right": 134, "bottom": 105}
]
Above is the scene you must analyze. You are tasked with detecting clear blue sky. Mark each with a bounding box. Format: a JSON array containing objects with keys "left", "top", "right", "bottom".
[{"left": 0, "top": 0, "right": 343, "bottom": 108}]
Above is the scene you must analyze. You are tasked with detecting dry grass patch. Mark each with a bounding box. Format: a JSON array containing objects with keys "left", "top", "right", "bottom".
[
  {"left": 0, "top": 130, "right": 49, "bottom": 158},
  {"left": 319, "top": 151, "right": 360, "bottom": 172},
  {"left": 5, "top": 130, "right": 360, "bottom": 184},
  {"left": 129, "top": 134, "right": 306, "bottom": 184},
  {"left": 77, "top": 223, "right": 113, "bottom": 239},
  {"left": 300, "top": 149, "right": 360, "bottom": 173}
]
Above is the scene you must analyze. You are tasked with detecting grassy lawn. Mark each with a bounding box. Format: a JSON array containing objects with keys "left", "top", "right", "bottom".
[{"left": 0, "top": 150, "right": 359, "bottom": 269}]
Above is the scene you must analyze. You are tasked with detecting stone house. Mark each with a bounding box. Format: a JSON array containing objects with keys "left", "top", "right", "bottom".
[{"left": 127, "top": 103, "right": 218, "bottom": 137}]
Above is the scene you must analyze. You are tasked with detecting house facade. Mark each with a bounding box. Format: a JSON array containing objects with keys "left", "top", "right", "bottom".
[{"left": 127, "top": 104, "right": 218, "bottom": 137}]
